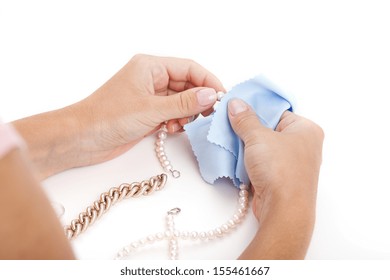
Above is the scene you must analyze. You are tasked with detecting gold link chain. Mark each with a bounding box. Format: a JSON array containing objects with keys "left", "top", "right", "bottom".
[{"left": 64, "top": 173, "right": 168, "bottom": 240}]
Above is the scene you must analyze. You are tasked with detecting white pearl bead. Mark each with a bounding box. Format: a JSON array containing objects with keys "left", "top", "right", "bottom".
[
  {"left": 239, "top": 189, "right": 249, "bottom": 197},
  {"left": 236, "top": 211, "right": 245, "bottom": 218},
  {"left": 239, "top": 196, "right": 248, "bottom": 204},
  {"left": 117, "top": 251, "right": 124, "bottom": 258},
  {"left": 207, "top": 230, "right": 216, "bottom": 239},
  {"left": 233, "top": 214, "right": 242, "bottom": 223},
  {"left": 215, "top": 227, "right": 223, "bottom": 237},
  {"left": 173, "top": 230, "right": 180, "bottom": 238},
  {"left": 230, "top": 219, "right": 238, "bottom": 227},
  {"left": 155, "top": 146, "right": 164, "bottom": 152},
  {"left": 131, "top": 242, "right": 139, "bottom": 249},
  {"left": 128, "top": 245, "right": 135, "bottom": 251},
  {"left": 156, "top": 232, "right": 164, "bottom": 240},
  {"left": 158, "top": 130, "right": 167, "bottom": 140},
  {"left": 199, "top": 232, "right": 207, "bottom": 240},
  {"left": 190, "top": 231, "right": 199, "bottom": 239},
  {"left": 157, "top": 151, "right": 166, "bottom": 157},
  {"left": 164, "top": 230, "right": 172, "bottom": 238},
  {"left": 240, "top": 184, "right": 249, "bottom": 190},
  {"left": 147, "top": 235, "right": 155, "bottom": 243},
  {"left": 159, "top": 155, "right": 168, "bottom": 162},
  {"left": 162, "top": 160, "right": 171, "bottom": 167},
  {"left": 239, "top": 202, "right": 248, "bottom": 210},
  {"left": 167, "top": 225, "right": 174, "bottom": 231},
  {"left": 139, "top": 238, "right": 147, "bottom": 245},
  {"left": 221, "top": 224, "right": 229, "bottom": 232},
  {"left": 217, "top": 91, "right": 224, "bottom": 101},
  {"left": 180, "top": 231, "right": 189, "bottom": 239},
  {"left": 155, "top": 140, "right": 164, "bottom": 146},
  {"left": 164, "top": 165, "right": 173, "bottom": 172}
]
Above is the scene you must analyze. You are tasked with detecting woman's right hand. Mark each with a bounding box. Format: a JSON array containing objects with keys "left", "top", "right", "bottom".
[{"left": 227, "top": 99, "right": 324, "bottom": 259}]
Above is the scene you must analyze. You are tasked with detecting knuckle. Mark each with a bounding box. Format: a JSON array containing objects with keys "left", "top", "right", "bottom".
[
  {"left": 235, "top": 112, "right": 258, "bottom": 129},
  {"left": 304, "top": 119, "right": 325, "bottom": 141},
  {"left": 177, "top": 92, "right": 194, "bottom": 116},
  {"left": 131, "top": 53, "right": 147, "bottom": 61},
  {"left": 183, "top": 57, "right": 196, "bottom": 65},
  {"left": 313, "top": 123, "right": 325, "bottom": 140},
  {"left": 130, "top": 53, "right": 153, "bottom": 66}
]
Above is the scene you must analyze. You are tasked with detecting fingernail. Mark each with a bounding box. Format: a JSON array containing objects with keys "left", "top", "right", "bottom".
[
  {"left": 228, "top": 99, "right": 248, "bottom": 116},
  {"left": 196, "top": 88, "right": 217, "bottom": 106}
]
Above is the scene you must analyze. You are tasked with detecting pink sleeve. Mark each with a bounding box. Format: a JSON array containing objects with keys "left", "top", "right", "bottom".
[{"left": 0, "top": 121, "right": 25, "bottom": 159}]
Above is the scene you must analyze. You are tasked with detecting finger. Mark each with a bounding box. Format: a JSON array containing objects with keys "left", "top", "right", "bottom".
[
  {"left": 166, "top": 119, "right": 183, "bottom": 134},
  {"left": 178, "top": 117, "right": 190, "bottom": 127},
  {"left": 227, "top": 99, "right": 272, "bottom": 144},
  {"left": 201, "top": 107, "right": 214, "bottom": 117},
  {"left": 178, "top": 114, "right": 198, "bottom": 127},
  {"left": 152, "top": 87, "right": 218, "bottom": 123},
  {"left": 168, "top": 80, "right": 195, "bottom": 92},
  {"left": 158, "top": 56, "right": 226, "bottom": 92},
  {"left": 275, "top": 110, "right": 297, "bottom": 132},
  {"left": 276, "top": 110, "right": 325, "bottom": 144}
]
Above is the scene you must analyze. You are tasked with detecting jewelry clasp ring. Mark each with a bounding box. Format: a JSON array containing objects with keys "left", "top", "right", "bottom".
[
  {"left": 167, "top": 207, "right": 181, "bottom": 215},
  {"left": 171, "top": 170, "right": 181, "bottom": 178}
]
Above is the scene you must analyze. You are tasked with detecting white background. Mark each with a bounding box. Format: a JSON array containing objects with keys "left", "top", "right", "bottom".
[{"left": 1, "top": 0, "right": 390, "bottom": 259}]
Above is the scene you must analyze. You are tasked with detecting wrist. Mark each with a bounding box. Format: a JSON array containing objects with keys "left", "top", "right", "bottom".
[
  {"left": 241, "top": 190, "right": 316, "bottom": 260},
  {"left": 253, "top": 183, "right": 317, "bottom": 226},
  {"left": 12, "top": 106, "right": 82, "bottom": 179}
]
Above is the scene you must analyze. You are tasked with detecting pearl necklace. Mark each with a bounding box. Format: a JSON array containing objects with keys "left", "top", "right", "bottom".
[
  {"left": 115, "top": 184, "right": 249, "bottom": 260},
  {"left": 115, "top": 91, "right": 251, "bottom": 260}
]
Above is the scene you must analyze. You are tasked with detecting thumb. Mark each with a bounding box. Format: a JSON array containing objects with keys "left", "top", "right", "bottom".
[
  {"left": 153, "top": 87, "right": 217, "bottom": 121},
  {"left": 228, "top": 99, "right": 271, "bottom": 144}
]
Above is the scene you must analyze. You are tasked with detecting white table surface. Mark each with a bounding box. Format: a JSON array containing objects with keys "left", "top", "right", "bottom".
[{"left": 1, "top": 0, "right": 390, "bottom": 259}]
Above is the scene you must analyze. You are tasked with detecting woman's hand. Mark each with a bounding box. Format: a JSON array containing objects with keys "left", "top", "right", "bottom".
[
  {"left": 14, "top": 54, "right": 224, "bottom": 178},
  {"left": 227, "top": 99, "right": 324, "bottom": 259}
]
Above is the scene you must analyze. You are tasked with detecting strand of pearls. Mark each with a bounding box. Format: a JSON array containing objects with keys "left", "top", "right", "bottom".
[
  {"left": 114, "top": 183, "right": 249, "bottom": 260},
  {"left": 155, "top": 124, "right": 181, "bottom": 178}
]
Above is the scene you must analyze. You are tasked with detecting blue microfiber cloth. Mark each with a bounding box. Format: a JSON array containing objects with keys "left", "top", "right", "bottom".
[{"left": 184, "top": 75, "right": 295, "bottom": 187}]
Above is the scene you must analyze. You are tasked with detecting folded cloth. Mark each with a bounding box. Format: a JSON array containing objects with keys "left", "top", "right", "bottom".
[{"left": 184, "top": 75, "right": 295, "bottom": 187}]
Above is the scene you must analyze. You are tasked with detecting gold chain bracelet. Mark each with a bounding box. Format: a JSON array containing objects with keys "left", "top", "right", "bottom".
[{"left": 64, "top": 173, "right": 167, "bottom": 240}]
